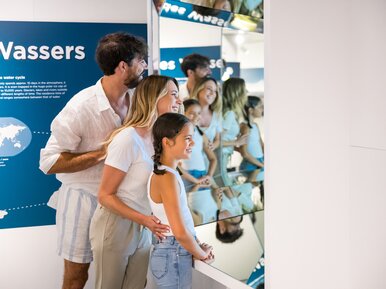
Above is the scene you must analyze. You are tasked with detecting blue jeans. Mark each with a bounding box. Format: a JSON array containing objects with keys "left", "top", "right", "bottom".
[
  {"left": 150, "top": 236, "right": 193, "bottom": 289},
  {"left": 240, "top": 157, "right": 265, "bottom": 172},
  {"left": 183, "top": 170, "right": 207, "bottom": 191},
  {"left": 188, "top": 170, "right": 206, "bottom": 179}
]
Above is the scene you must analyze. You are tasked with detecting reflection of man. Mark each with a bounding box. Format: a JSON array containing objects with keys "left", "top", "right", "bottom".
[
  {"left": 216, "top": 210, "right": 244, "bottom": 243},
  {"left": 39, "top": 32, "right": 148, "bottom": 289},
  {"left": 180, "top": 53, "right": 212, "bottom": 100}
]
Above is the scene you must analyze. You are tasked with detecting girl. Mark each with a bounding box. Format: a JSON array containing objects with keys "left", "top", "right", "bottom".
[
  {"left": 239, "top": 96, "right": 264, "bottom": 184},
  {"left": 190, "top": 76, "right": 222, "bottom": 151},
  {"left": 180, "top": 99, "right": 218, "bottom": 191},
  {"left": 89, "top": 75, "right": 182, "bottom": 289},
  {"left": 148, "top": 113, "right": 214, "bottom": 289},
  {"left": 221, "top": 77, "right": 249, "bottom": 186}
]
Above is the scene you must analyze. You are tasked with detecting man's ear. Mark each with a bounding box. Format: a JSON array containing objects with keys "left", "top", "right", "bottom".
[
  {"left": 218, "top": 221, "right": 227, "bottom": 234},
  {"left": 116, "top": 60, "right": 126, "bottom": 73},
  {"left": 187, "top": 69, "right": 194, "bottom": 77}
]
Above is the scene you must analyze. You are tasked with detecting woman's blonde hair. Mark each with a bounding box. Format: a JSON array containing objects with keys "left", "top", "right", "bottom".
[
  {"left": 190, "top": 76, "right": 222, "bottom": 113},
  {"left": 105, "top": 75, "right": 179, "bottom": 146},
  {"left": 222, "top": 77, "right": 247, "bottom": 119}
]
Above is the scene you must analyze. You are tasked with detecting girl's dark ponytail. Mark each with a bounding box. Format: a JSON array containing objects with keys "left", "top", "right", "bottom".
[
  {"left": 243, "top": 96, "right": 262, "bottom": 129},
  {"left": 152, "top": 140, "right": 166, "bottom": 175}
]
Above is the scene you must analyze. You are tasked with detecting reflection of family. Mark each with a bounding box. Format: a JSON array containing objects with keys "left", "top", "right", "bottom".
[{"left": 40, "top": 32, "right": 262, "bottom": 289}]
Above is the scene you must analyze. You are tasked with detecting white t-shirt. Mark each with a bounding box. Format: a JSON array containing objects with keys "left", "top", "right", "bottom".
[
  {"left": 147, "top": 165, "right": 196, "bottom": 237},
  {"left": 199, "top": 111, "right": 222, "bottom": 143},
  {"left": 105, "top": 127, "right": 154, "bottom": 215}
]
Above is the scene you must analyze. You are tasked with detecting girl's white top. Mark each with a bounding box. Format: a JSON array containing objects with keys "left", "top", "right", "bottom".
[
  {"left": 245, "top": 122, "right": 264, "bottom": 158},
  {"left": 147, "top": 165, "right": 196, "bottom": 237}
]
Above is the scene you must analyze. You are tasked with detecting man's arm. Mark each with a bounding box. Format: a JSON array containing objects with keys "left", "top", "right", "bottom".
[
  {"left": 47, "top": 148, "right": 106, "bottom": 174},
  {"left": 39, "top": 104, "right": 106, "bottom": 175}
]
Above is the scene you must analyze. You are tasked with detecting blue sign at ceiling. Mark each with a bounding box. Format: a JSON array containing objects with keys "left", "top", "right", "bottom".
[
  {"left": 0, "top": 21, "right": 147, "bottom": 229},
  {"left": 160, "top": 0, "right": 232, "bottom": 28}
]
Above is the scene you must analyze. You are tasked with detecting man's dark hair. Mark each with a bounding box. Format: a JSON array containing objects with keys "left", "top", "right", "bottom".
[
  {"left": 96, "top": 32, "right": 148, "bottom": 76},
  {"left": 215, "top": 210, "right": 244, "bottom": 243},
  {"left": 180, "top": 53, "right": 210, "bottom": 77},
  {"left": 215, "top": 222, "right": 244, "bottom": 243}
]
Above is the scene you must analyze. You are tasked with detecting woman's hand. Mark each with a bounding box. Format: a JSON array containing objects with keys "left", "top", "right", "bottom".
[{"left": 142, "top": 215, "right": 170, "bottom": 240}]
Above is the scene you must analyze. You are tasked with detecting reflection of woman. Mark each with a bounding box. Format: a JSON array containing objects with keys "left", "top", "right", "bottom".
[
  {"left": 90, "top": 76, "right": 181, "bottom": 289},
  {"left": 221, "top": 78, "right": 248, "bottom": 186},
  {"left": 239, "top": 96, "right": 264, "bottom": 183},
  {"left": 190, "top": 76, "right": 222, "bottom": 151}
]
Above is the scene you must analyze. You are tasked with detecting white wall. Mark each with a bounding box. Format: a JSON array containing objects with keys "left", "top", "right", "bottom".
[
  {"left": 266, "top": 1, "right": 350, "bottom": 289},
  {"left": 349, "top": 1, "right": 386, "bottom": 289},
  {"left": 159, "top": 17, "right": 222, "bottom": 48},
  {"left": 0, "top": 1, "right": 148, "bottom": 288}
]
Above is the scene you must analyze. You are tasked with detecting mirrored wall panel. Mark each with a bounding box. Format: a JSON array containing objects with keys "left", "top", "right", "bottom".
[
  {"left": 154, "top": 0, "right": 263, "bottom": 32},
  {"left": 195, "top": 212, "right": 264, "bottom": 287},
  {"left": 154, "top": 0, "right": 264, "bottom": 287}
]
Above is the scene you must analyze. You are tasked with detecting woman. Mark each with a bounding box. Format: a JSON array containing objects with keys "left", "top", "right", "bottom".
[
  {"left": 90, "top": 75, "right": 182, "bottom": 289},
  {"left": 190, "top": 76, "right": 222, "bottom": 151},
  {"left": 221, "top": 77, "right": 248, "bottom": 186}
]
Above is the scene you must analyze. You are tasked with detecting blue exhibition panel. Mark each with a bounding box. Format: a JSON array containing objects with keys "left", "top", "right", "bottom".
[{"left": 0, "top": 21, "right": 147, "bottom": 229}]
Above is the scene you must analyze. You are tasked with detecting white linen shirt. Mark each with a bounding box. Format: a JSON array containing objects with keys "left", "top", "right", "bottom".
[
  {"left": 39, "top": 79, "right": 126, "bottom": 195},
  {"left": 178, "top": 82, "right": 190, "bottom": 101}
]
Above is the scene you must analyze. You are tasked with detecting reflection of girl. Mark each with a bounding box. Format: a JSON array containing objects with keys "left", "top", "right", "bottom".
[
  {"left": 180, "top": 99, "right": 218, "bottom": 191},
  {"left": 239, "top": 96, "right": 264, "bottom": 183},
  {"left": 148, "top": 113, "right": 214, "bottom": 288},
  {"left": 221, "top": 78, "right": 248, "bottom": 186},
  {"left": 90, "top": 75, "right": 181, "bottom": 289},
  {"left": 190, "top": 76, "right": 222, "bottom": 151}
]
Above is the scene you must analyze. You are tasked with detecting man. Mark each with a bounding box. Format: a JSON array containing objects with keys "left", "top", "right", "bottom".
[
  {"left": 39, "top": 32, "right": 151, "bottom": 289},
  {"left": 179, "top": 53, "right": 212, "bottom": 100},
  {"left": 216, "top": 213, "right": 244, "bottom": 243}
]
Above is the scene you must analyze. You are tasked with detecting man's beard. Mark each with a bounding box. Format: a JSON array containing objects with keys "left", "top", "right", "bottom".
[
  {"left": 194, "top": 72, "right": 209, "bottom": 84},
  {"left": 125, "top": 74, "right": 143, "bottom": 89}
]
